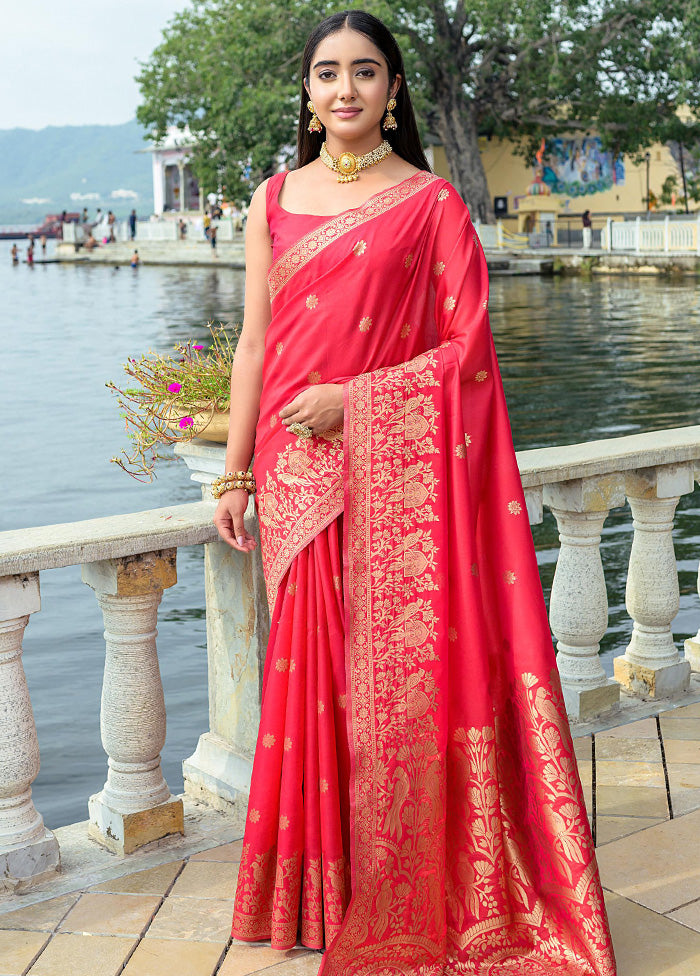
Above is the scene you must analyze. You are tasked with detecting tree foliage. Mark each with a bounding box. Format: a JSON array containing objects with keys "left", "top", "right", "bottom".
[{"left": 136, "top": 0, "right": 700, "bottom": 220}]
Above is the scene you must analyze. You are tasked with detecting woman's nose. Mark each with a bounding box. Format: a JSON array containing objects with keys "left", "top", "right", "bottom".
[{"left": 337, "top": 72, "right": 358, "bottom": 101}]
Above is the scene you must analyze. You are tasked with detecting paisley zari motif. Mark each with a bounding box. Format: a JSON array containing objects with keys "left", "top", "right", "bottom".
[{"left": 232, "top": 171, "right": 616, "bottom": 975}]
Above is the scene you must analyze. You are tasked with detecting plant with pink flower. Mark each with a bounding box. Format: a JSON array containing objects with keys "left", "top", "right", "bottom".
[{"left": 107, "top": 323, "right": 239, "bottom": 480}]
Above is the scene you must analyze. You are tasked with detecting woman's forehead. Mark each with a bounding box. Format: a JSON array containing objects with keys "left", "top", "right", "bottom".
[{"left": 311, "top": 27, "right": 387, "bottom": 68}]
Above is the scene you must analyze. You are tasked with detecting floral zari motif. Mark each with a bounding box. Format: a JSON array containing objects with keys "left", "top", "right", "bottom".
[
  {"left": 320, "top": 349, "right": 615, "bottom": 975},
  {"left": 256, "top": 429, "right": 343, "bottom": 607}
]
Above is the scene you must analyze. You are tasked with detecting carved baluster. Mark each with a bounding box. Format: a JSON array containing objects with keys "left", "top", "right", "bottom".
[
  {"left": 544, "top": 476, "right": 625, "bottom": 722},
  {"left": 684, "top": 471, "right": 700, "bottom": 670},
  {"left": 614, "top": 464, "right": 694, "bottom": 698},
  {"left": 82, "top": 549, "right": 184, "bottom": 854},
  {"left": 0, "top": 573, "right": 60, "bottom": 892}
]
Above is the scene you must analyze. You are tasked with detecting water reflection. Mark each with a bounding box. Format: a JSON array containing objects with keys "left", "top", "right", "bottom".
[{"left": 2, "top": 257, "right": 698, "bottom": 827}]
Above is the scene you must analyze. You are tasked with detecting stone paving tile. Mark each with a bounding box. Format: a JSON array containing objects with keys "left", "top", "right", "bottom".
[
  {"left": 663, "top": 740, "right": 700, "bottom": 764},
  {"left": 234, "top": 955, "right": 322, "bottom": 976},
  {"left": 575, "top": 760, "right": 592, "bottom": 811},
  {"left": 58, "top": 892, "right": 162, "bottom": 936},
  {"left": 668, "top": 898, "right": 700, "bottom": 932},
  {"left": 146, "top": 895, "right": 233, "bottom": 943},
  {"left": 0, "top": 930, "right": 49, "bottom": 976},
  {"left": 0, "top": 893, "right": 79, "bottom": 932},
  {"left": 664, "top": 703, "right": 700, "bottom": 720},
  {"left": 595, "top": 784, "right": 669, "bottom": 818},
  {"left": 169, "top": 861, "right": 240, "bottom": 899},
  {"left": 191, "top": 840, "right": 243, "bottom": 863},
  {"left": 670, "top": 788, "right": 700, "bottom": 817},
  {"left": 596, "top": 808, "right": 700, "bottom": 914},
  {"left": 596, "top": 815, "right": 665, "bottom": 846},
  {"left": 121, "top": 937, "right": 225, "bottom": 976},
  {"left": 27, "top": 933, "right": 138, "bottom": 976},
  {"left": 572, "top": 735, "right": 592, "bottom": 761},
  {"left": 604, "top": 890, "right": 700, "bottom": 976},
  {"left": 218, "top": 943, "right": 310, "bottom": 975},
  {"left": 91, "top": 861, "right": 184, "bottom": 895},
  {"left": 596, "top": 717, "right": 659, "bottom": 739},
  {"left": 595, "top": 760, "right": 666, "bottom": 788},
  {"left": 659, "top": 718, "right": 700, "bottom": 740},
  {"left": 667, "top": 763, "right": 700, "bottom": 791},
  {"left": 595, "top": 736, "right": 662, "bottom": 762}
]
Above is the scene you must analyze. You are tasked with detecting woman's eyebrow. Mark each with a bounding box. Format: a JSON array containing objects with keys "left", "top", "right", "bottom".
[{"left": 312, "top": 58, "right": 382, "bottom": 70}]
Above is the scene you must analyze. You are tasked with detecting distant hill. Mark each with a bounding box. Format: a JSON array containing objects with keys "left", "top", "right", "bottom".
[{"left": 0, "top": 120, "right": 154, "bottom": 226}]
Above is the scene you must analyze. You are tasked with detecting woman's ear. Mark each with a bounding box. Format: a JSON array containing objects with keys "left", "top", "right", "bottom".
[{"left": 390, "top": 74, "right": 402, "bottom": 100}]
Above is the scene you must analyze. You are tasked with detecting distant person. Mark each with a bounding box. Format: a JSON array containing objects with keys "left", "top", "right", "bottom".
[
  {"left": 209, "top": 222, "right": 217, "bottom": 256},
  {"left": 60, "top": 210, "right": 67, "bottom": 224},
  {"left": 203, "top": 212, "right": 211, "bottom": 239},
  {"left": 27, "top": 242, "right": 34, "bottom": 266},
  {"left": 40, "top": 234, "right": 47, "bottom": 255},
  {"left": 81, "top": 207, "right": 89, "bottom": 223},
  {"left": 130, "top": 249, "right": 140, "bottom": 268},
  {"left": 178, "top": 218, "right": 187, "bottom": 240},
  {"left": 128, "top": 209, "right": 137, "bottom": 240},
  {"left": 84, "top": 233, "right": 98, "bottom": 251},
  {"left": 11, "top": 243, "right": 19, "bottom": 264},
  {"left": 582, "top": 210, "right": 592, "bottom": 249},
  {"left": 107, "top": 211, "right": 116, "bottom": 243}
]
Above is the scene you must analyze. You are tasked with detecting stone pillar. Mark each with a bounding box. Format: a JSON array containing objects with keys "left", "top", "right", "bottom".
[
  {"left": 82, "top": 549, "right": 184, "bottom": 855},
  {"left": 614, "top": 464, "right": 694, "bottom": 698},
  {"left": 544, "top": 475, "right": 625, "bottom": 722},
  {"left": 0, "top": 573, "right": 60, "bottom": 893},
  {"left": 183, "top": 496, "right": 270, "bottom": 819},
  {"left": 174, "top": 441, "right": 271, "bottom": 818},
  {"left": 177, "top": 161, "right": 186, "bottom": 213}
]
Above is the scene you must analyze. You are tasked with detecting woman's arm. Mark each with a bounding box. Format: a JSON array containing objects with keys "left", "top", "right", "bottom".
[{"left": 213, "top": 181, "right": 272, "bottom": 552}]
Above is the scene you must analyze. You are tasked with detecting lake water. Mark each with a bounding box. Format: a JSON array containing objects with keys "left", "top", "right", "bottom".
[{"left": 2, "top": 242, "right": 699, "bottom": 829}]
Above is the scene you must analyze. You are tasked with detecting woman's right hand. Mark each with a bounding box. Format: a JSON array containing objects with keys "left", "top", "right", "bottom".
[{"left": 213, "top": 490, "right": 257, "bottom": 553}]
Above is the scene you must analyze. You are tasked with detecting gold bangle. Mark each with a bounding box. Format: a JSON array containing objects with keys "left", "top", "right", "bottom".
[{"left": 211, "top": 471, "right": 256, "bottom": 499}]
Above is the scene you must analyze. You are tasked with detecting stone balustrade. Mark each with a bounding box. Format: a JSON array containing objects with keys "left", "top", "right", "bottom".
[{"left": 1, "top": 427, "right": 699, "bottom": 897}]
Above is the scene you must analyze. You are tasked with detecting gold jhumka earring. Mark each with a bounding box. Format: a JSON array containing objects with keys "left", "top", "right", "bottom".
[
  {"left": 383, "top": 98, "right": 397, "bottom": 131},
  {"left": 307, "top": 101, "right": 323, "bottom": 133}
]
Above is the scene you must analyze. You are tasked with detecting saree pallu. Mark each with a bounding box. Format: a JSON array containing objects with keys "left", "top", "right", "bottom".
[{"left": 232, "top": 171, "right": 616, "bottom": 976}]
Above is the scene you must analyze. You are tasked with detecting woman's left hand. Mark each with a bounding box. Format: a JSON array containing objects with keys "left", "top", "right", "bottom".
[{"left": 280, "top": 383, "right": 344, "bottom": 434}]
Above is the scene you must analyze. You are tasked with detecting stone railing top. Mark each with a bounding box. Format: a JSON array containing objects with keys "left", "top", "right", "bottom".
[
  {"left": 177, "top": 428, "right": 700, "bottom": 492},
  {"left": 0, "top": 502, "right": 219, "bottom": 577},
  {"left": 516, "top": 425, "right": 700, "bottom": 489}
]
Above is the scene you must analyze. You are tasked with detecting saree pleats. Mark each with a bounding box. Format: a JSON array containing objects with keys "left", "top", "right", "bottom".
[{"left": 232, "top": 515, "right": 351, "bottom": 950}]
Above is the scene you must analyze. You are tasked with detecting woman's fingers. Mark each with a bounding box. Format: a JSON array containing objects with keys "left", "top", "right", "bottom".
[{"left": 213, "top": 495, "right": 257, "bottom": 552}]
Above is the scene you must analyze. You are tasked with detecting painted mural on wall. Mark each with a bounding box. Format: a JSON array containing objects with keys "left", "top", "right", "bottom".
[{"left": 539, "top": 137, "right": 625, "bottom": 196}]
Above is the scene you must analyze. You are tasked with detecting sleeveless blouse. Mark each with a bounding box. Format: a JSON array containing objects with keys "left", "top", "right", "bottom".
[{"left": 266, "top": 171, "right": 326, "bottom": 260}]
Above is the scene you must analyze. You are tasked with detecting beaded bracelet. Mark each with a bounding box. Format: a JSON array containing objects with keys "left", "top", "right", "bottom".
[{"left": 211, "top": 470, "right": 256, "bottom": 499}]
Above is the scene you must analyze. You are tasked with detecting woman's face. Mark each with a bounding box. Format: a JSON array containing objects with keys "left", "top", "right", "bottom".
[{"left": 305, "top": 27, "right": 400, "bottom": 144}]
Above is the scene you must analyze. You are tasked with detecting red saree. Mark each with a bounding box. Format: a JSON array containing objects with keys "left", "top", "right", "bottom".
[{"left": 231, "top": 171, "right": 616, "bottom": 975}]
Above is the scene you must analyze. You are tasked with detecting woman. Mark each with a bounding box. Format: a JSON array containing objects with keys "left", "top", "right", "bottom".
[{"left": 213, "top": 10, "right": 616, "bottom": 975}]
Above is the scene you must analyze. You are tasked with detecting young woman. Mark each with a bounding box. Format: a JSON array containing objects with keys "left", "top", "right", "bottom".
[{"left": 213, "top": 10, "right": 616, "bottom": 976}]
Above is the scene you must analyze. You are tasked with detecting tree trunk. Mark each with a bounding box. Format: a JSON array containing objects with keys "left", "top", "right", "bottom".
[{"left": 434, "top": 81, "right": 494, "bottom": 223}]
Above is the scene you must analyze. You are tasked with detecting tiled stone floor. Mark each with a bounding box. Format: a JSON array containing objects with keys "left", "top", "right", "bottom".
[{"left": 2, "top": 703, "right": 700, "bottom": 975}]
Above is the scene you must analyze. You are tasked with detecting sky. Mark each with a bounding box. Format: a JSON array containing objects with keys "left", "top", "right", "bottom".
[{"left": 0, "top": 0, "right": 188, "bottom": 130}]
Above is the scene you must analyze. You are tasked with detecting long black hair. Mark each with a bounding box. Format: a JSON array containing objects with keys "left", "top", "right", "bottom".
[{"left": 296, "top": 10, "right": 431, "bottom": 172}]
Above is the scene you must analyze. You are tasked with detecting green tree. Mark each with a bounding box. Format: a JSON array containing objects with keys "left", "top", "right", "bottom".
[{"left": 137, "top": 0, "right": 700, "bottom": 221}]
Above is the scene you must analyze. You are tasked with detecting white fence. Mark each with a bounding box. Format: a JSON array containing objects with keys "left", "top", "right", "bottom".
[
  {"left": 61, "top": 216, "right": 243, "bottom": 246},
  {"left": 602, "top": 215, "right": 700, "bottom": 254}
]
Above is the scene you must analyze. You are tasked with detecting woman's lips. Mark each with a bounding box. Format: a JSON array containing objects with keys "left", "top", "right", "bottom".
[{"left": 333, "top": 108, "right": 362, "bottom": 118}]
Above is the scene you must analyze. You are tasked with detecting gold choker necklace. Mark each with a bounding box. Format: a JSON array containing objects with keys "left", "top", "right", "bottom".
[{"left": 320, "top": 140, "right": 393, "bottom": 183}]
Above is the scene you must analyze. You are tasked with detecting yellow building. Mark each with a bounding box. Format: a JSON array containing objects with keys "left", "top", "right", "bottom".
[{"left": 431, "top": 136, "right": 696, "bottom": 225}]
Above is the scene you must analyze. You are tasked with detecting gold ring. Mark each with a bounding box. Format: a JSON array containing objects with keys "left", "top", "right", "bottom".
[{"left": 289, "top": 422, "right": 313, "bottom": 439}]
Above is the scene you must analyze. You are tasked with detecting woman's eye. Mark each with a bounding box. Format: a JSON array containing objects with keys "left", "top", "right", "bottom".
[
  {"left": 357, "top": 69, "right": 375, "bottom": 78},
  {"left": 318, "top": 71, "right": 335, "bottom": 80}
]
